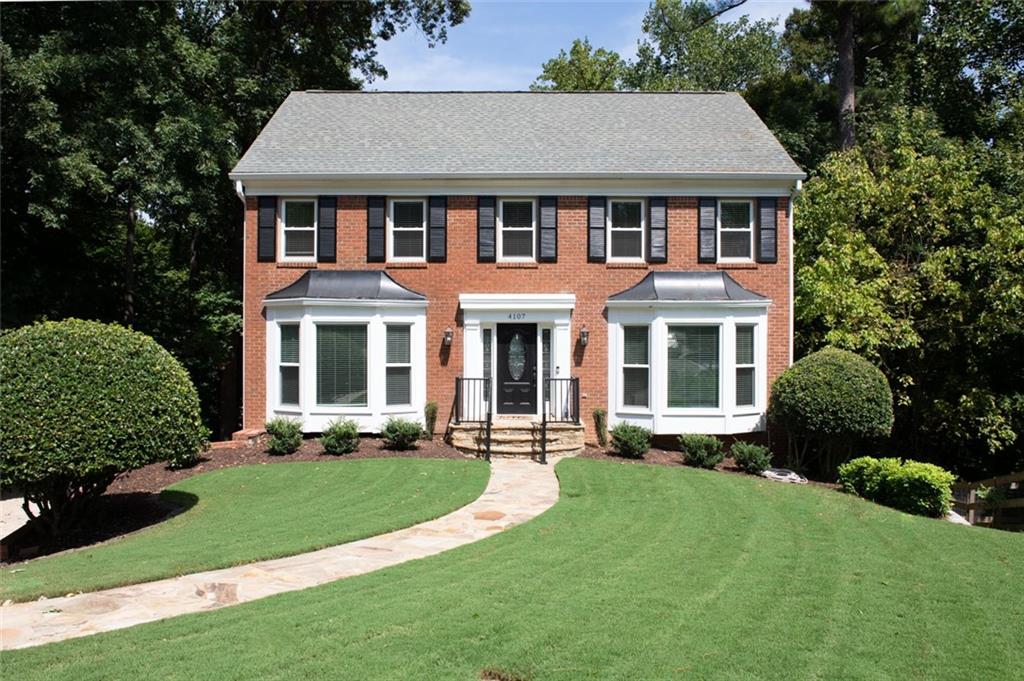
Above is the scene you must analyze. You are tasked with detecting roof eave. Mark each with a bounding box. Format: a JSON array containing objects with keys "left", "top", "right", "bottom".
[{"left": 229, "top": 170, "right": 807, "bottom": 182}]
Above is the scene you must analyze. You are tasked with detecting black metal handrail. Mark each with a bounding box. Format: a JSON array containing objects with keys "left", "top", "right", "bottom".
[
  {"left": 454, "top": 377, "right": 492, "bottom": 461},
  {"left": 540, "top": 377, "right": 580, "bottom": 464}
]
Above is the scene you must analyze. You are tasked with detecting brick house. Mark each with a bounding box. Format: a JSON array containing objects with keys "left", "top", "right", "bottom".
[{"left": 229, "top": 91, "right": 804, "bottom": 454}]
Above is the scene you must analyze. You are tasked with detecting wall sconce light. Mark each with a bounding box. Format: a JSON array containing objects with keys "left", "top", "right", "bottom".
[
  {"left": 443, "top": 327, "right": 454, "bottom": 347},
  {"left": 579, "top": 325, "right": 589, "bottom": 347}
]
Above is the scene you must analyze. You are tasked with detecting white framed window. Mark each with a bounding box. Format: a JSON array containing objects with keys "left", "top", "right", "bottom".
[
  {"left": 735, "top": 324, "right": 756, "bottom": 407},
  {"left": 498, "top": 198, "right": 536, "bottom": 261},
  {"left": 667, "top": 325, "right": 721, "bottom": 409},
  {"left": 717, "top": 199, "right": 754, "bottom": 262},
  {"left": 279, "top": 324, "right": 300, "bottom": 407},
  {"left": 607, "top": 198, "right": 645, "bottom": 261},
  {"left": 622, "top": 325, "right": 649, "bottom": 409},
  {"left": 385, "top": 324, "right": 412, "bottom": 406},
  {"left": 388, "top": 198, "right": 426, "bottom": 262},
  {"left": 280, "top": 199, "right": 317, "bottom": 261},
  {"left": 316, "top": 324, "right": 368, "bottom": 407}
]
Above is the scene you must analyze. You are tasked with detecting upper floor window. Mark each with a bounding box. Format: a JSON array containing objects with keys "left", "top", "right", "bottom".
[
  {"left": 718, "top": 200, "right": 754, "bottom": 262},
  {"left": 608, "top": 199, "right": 645, "bottom": 261},
  {"left": 389, "top": 199, "right": 426, "bottom": 261},
  {"left": 498, "top": 199, "right": 536, "bottom": 261},
  {"left": 281, "top": 199, "right": 316, "bottom": 260}
]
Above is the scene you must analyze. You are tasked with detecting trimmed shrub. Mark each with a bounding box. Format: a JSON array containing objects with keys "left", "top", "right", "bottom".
[
  {"left": 838, "top": 456, "right": 956, "bottom": 517},
  {"left": 610, "top": 423, "right": 651, "bottom": 459},
  {"left": 321, "top": 418, "right": 360, "bottom": 455},
  {"left": 593, "top": 408, "right": 608, "bottom": 448},
  {"left": 423, "top": 401, "right": 438, "bottom": 440},
  {"left": 0, "top": 319, "right": 207, "bottom": 537},
  {"left": 265, "top": 417, "right": 303, "bottom": 455},
  {"left": 679, "top": 434, "right": 724, "bottom": 469},
  {"left": 768, "top": 347, "right": 893, "bottom": 475},
  {"left": 731, "top": 441, "right": 772, "bottom": 474},
  {"left": 381, "top": 417, "right": 423, "bottom": 450}
]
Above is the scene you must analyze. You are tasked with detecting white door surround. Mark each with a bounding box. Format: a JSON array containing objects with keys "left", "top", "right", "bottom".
[{"left": 459, "top": 293, "right": 575, "bottom": 416}]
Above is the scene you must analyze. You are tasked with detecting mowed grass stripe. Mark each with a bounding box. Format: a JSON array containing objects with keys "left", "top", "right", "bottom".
[
  {"left": 5, "top": 458, "right": 1022, "bottom": 680},
  {"left": 0, "top": 458, "right": 490, "bottom": 602}
]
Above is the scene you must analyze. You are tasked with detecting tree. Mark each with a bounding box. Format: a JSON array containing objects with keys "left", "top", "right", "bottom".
[
  {"left": 625, "top": 0, "right": 783, "bottom": 91},
  {"left": 531, "top": 38, "right": 625, "bottom": 91},
  {"left": 1, "top": 1, "right": 469, "bottom": 438},
  {"left": 795, "top": 107, "right": 1024, "bottom": 477}
]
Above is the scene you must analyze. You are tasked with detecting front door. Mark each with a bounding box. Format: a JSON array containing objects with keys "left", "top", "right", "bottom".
[{"left": 497, "top": 323, "right": 537, "bottom": 414}]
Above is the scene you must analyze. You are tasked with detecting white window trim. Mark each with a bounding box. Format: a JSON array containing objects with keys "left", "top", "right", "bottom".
[
  {"left": 607, "top": 308, "right": 768, "bottom": 435},
  {"left": 606, "top": 197, "right": 646, "bottom": 263},
  {"left": 620, "top": 325, "right": 651, "bottom": 413},
  {"left": 314, "top": 322, "right": 370, "bottom": 408},
  {"left": 497, "top": 197, "right": 537, "bottom": 262},
  {"left": 717, "top": 198, "right": 755, "bottom": 264},
  {"left": 735, "top": 324, "right": 756, "bottom": 409},
  {"left": 278, "top": 323, "right": 301, "bottom": 412},
  {"left": 279, "top": 198, "right": 317, "bottom": 262},
  {"left": 387, "top": 198, "right": 427, "bottom": 263},
  {"left": 385, "top": 323, "right": 413, "bottom": 407}
]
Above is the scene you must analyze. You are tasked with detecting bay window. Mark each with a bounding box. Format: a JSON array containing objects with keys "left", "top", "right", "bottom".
[
  {"left": 316, "top": 324, "right": 368, "bottom": 406},
  {"left": 279, "top": 324, "right": 300, "bottom": 406},
  {"left": 667, "top": 326, "right": 720, "bottom": 409},
  {"left": 622, "top": 325, "right": 650, "bottom": 408},
  {"left": 386, "top": 325, "right": 412, "bottom": 406},
  {"left": 735, "top": 325, "right": 755, "bottom": 407}
]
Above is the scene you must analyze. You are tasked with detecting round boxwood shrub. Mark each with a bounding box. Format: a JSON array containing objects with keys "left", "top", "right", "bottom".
[
  {"left": 380, "top": 417, "right": 423, "bottom": 450},
  {"left": 321, "top": 417, "right": 360, "bottom": 455},
  {"left": 730, "top": 441, "right": 772, "bottom": 474},
  {"left": 0, "top": 319, "right": 207, "bottom": 537},
  {"left": 265, "top": 417, "right": 303, "bottom": 455},
  {"left": 610, "top": 423, "right": 652, "bottom": 459},
  {"left": 679, "top": 434, "right": 724, "bottom": 469},
  {"left": 768, "top": 347, "right": 893, "bottom": 476}
]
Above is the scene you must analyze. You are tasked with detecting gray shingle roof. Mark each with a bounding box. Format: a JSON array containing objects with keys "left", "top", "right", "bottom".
[
  {"left": 608, "top": 272, "right": 769, "bottom": 303},
  {"left": 265, "top": 271, "right": 426, "bottom": 302},
  {"left": 231, "top": 91, "right": 803, "bottom": 179}
]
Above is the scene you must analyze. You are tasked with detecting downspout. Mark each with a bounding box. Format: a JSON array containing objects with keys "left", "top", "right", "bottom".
[
  {"left": 235, "top": 180, "right": 247, "bottom": 436},
  {"left": 789, "top": 179, "right": 802, "bottom": 366}
]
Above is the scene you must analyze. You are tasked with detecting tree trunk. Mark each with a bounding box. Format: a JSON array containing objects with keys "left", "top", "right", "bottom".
[
  {"left": 124, "top": 201, "right": 137, "bottom": 326},
  {"left": 837, "top": 1, "right": 856, "bottom": 150}
]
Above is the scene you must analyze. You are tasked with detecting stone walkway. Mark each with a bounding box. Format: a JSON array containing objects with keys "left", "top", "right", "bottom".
[{"left": 0, "top": 456, "right": 562, "bottom": 651}]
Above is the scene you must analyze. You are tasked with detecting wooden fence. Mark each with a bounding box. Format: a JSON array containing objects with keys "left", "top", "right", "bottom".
[{"left": 951, "top": 471, "right": 1024, "bottom": 532}]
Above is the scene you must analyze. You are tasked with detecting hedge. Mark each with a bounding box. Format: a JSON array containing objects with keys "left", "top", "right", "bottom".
[{"left": 838, "top": 456, "right": 956, "bottom": 517}]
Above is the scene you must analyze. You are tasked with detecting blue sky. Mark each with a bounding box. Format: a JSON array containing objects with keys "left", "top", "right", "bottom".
[{"left": 372, "top": 0, "right": 806, "bottom": 91}]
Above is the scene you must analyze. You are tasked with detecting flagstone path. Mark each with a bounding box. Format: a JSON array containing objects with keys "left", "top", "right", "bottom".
[{"left": 0, "top": 456, "right": 562, "bottom": 651}]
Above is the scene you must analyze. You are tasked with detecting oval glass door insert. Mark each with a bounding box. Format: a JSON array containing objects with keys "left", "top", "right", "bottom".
[{"left": 508, "top": 333, "right": 527, "bottom": 380}]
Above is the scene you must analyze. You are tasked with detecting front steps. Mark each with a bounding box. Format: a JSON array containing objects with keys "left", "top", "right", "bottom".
[{"left": 448, "top": 417, "right": 585, "bottom": 458}]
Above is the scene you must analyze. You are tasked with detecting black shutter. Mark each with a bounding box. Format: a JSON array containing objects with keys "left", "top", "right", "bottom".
[
  {"left": 257, "top": 196, "right": 277, "bottom": 262},
  {"left": 366, "top": 196, "right": 386, "bottom": 262},
  {"left": 538, "top": 196, "right": 558, "bottom": 262},
  {"left": 698, "top": 197, "right": 717, "bottom": 263},
  {"left": 317, "top": 196, "right": 337, "bottom": 263},
  {"left": 648, "top": 197, "right": 668, "bottom": 263},
  {"left": 428, "top": 196, "right": 447, "bottom": 262},
  {"left": 477, "top": 196, "right": 496, "bottom": 262},
  {"left": 757, "top": 198, "right": 778, "bottom": 263},
  {"left": 588, "top": 196, "right": 606, "bottom": 263}
]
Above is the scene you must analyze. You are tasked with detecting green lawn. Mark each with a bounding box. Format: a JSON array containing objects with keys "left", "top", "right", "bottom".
[
  {"left": 6, "top": 458, "right": 1022, "bottom": 680},
  {"left": 0, "top": 458, "right": 489, "bottom": 602}
]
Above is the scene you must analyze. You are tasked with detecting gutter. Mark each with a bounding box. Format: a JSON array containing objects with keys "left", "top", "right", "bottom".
[
  {"left": 228, "top": 170, "right": 808, "bottom": 183},
  {"left": 235, "top": 180, "right": 247, "bottom": 433},
  {"left": 789, "top": 179, "right": 802, "bottom": 366}
]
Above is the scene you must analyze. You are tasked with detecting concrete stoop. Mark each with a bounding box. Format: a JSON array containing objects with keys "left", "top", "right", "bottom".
[{"left": 448, "top": 418, "right": 585, "bottom": 457}]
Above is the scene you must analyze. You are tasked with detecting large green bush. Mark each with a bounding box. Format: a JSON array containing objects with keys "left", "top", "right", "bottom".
[
  {"left": 679, "top": 434, "right": 724, "bottom": 469},
  {"left": 730, "top": 442, "right": 772, "bottom": 474},
  {"left": 768, "top": 347, "right": 893, "bottom": 476},
  {"left": 610, "top": 423, "right": 651, "bottom": 459},
  {"left": 265, "top": 417, "right": 303, "bottom": 455},
  {"left": 838, "top": 456, "right": 956, "bottom": 517},
  {"left": 0, "top": 319, "right": 207, "bottom": 537}
]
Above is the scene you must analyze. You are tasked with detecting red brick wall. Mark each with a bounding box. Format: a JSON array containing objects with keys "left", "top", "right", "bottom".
[{"left": 242, "top": 195, "right": 791, "bottom": 442}]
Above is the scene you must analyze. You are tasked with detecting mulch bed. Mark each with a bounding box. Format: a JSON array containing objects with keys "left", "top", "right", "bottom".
[{"left": 2, "top": 436, "right": 470, "bottom": 564}]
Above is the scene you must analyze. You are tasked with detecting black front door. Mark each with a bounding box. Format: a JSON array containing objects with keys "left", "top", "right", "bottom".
[{"left": 497, "top": 323, "right": 537, "bottom": 414}]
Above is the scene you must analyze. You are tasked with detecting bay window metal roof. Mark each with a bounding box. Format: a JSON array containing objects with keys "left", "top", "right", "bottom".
[
  {"left": 607, "top": 271, "right": 768, "bottom": 303},
  {"left": 265, "top": 270, "right": 426, "bottom": 302}
]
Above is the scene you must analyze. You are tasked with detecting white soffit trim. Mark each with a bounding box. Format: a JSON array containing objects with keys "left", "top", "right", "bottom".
[{"left": 459, "top": 293, "right": 576, "bottom": 312}]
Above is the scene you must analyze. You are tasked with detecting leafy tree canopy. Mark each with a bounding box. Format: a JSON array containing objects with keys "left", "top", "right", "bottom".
[{"left": 532, "top": 38, "right": 625, "bottom": 91}]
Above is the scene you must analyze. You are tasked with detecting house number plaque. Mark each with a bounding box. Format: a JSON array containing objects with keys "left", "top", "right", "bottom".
[{"left": 507, "top": 312, "right": 526, "bottom": 320}]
